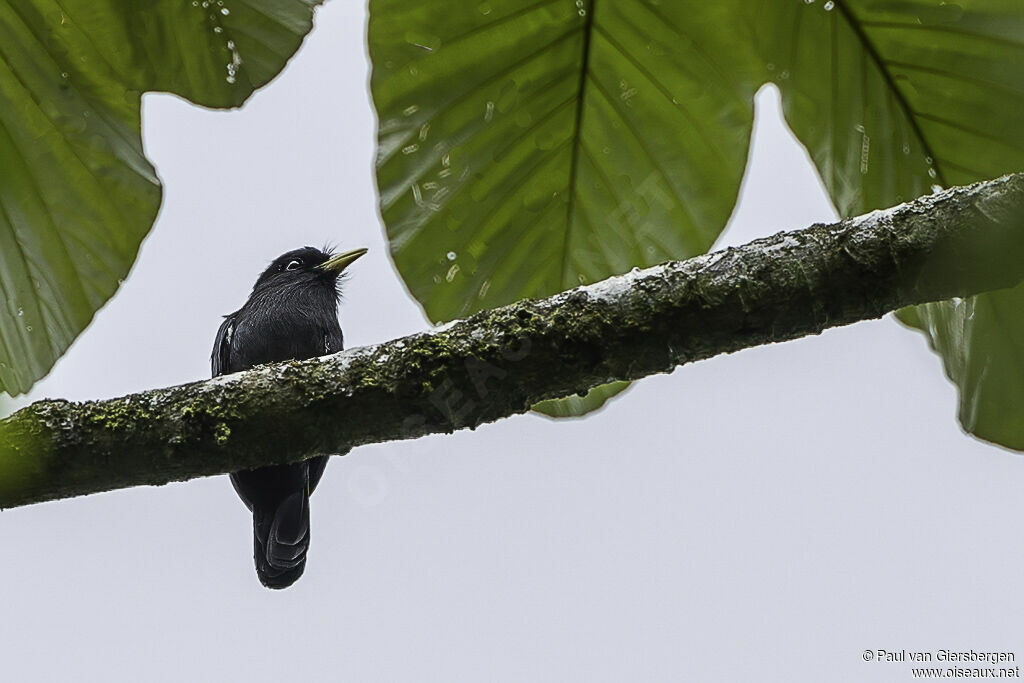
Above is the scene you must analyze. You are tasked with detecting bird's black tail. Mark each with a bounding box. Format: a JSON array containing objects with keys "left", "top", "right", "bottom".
[
  {"left": 231, "top": 457, "right": 328, "bottom": 590},
  {"left": 252, "top": 488, "right": 311, "bottom": 589}
]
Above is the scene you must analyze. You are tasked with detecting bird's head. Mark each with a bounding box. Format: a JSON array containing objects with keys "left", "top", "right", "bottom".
[{"left": 251, "top": 246, "right": 368, "bottom": 296}]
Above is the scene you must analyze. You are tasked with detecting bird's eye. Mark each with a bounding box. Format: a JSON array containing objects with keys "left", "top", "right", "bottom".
[{"left": 285, "top": 259, "right": 302, "bottom": 271}]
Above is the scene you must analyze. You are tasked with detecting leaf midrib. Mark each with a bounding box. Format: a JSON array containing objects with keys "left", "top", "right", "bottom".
[
  {"left": 833, "top": 0, "right": 947, "bottom": 192},
  {"left": 560, "top": 0, "right": 595, "bottom": 290}
]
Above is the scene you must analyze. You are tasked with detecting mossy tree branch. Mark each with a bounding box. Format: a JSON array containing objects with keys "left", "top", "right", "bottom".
[{"left": 3, "top": 173, "right": 1024, "bottom": 508}]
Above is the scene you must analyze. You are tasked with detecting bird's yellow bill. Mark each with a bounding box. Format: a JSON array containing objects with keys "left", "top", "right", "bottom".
[{"left": 318, "top": 247, "right": 368, "bottom": 274}]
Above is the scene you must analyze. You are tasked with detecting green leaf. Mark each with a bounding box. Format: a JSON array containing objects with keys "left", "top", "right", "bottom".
[
  {"left": 756, "top": 0, "right": 1024, "bottom": 449},
  {"left": 0, "top": 0, "right": 321, "bottom": 395},
  {"left": 369, "top": 0, "right": 757, "bottom": 415},
  {"left": 532, "top": 380, "right": 630, "bottom": 419},
  {"left": 369, "top": 0, "right": 1024, "bottom": 431},
  {"left": 896, "top": 288, "right": 1024, "bottom": 449}
]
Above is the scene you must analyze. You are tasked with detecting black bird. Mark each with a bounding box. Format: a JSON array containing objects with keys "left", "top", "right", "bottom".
[{"left": 211, "top": 246, "right": 367, "bottom": 589}]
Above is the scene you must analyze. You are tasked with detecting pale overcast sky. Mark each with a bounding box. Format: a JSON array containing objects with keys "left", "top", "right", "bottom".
[{"left": 3, "top": 2, "right": 1021, "bottom": 681}]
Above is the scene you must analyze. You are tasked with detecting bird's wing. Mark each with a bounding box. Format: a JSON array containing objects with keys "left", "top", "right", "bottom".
[
  {"left": 211, "top": 315, "right": 236, "bottom": 377},
  {"left": 307, "top": 455, "right": 329, "bottom": 494},
  {"left": 326, "top": 323, "right": 343, "bottom": 355}
]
